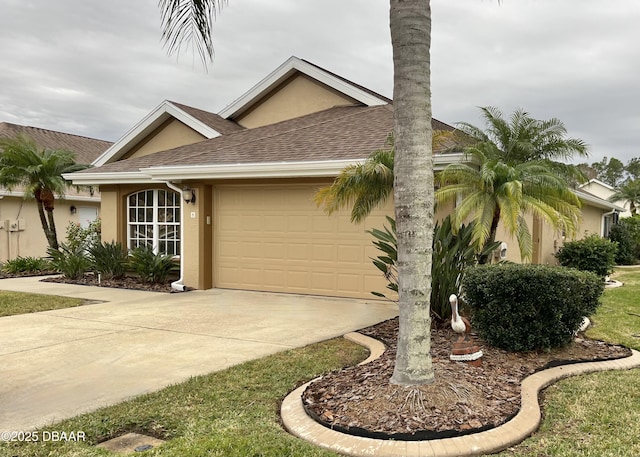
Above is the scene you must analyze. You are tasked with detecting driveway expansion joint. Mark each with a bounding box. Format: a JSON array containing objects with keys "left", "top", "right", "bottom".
[{"left": 281, "top": 332, "right": 640, "bottom": 457}]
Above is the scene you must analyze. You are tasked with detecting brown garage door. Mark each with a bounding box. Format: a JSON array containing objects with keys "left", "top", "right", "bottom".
[{"left": 213, "top": 183, "right": 392, "bottom": 299}]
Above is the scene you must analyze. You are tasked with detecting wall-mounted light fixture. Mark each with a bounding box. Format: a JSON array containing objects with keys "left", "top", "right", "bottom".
[
  {"left": 182, "top": 187, "right": 196, "bottom": 204},
  {"left": 70, "top": 205, "right": 77, "bottom": 215}
]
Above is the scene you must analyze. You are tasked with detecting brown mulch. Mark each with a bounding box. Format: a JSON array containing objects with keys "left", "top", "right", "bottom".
[
  {"left": 302, "top": 317, "right": 632, "bottom": 441},
  {"left": 40, "top": 275, "right": 180, "bottom": 293}
]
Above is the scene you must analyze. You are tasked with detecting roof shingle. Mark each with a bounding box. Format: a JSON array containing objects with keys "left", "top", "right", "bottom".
[
  {"left": 0, "top": 122, "right": 112, "bottom": 165},
  {"left": 81, "top": 105, "right": 456, "bottom": 175}
]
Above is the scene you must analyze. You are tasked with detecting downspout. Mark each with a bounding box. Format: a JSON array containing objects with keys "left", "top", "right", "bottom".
[
  {"left": 164, "top": 181, "right": 186, "bottom": 292},
  {"left": 601, "top": 208, "right": 618, "bottom": 237}
]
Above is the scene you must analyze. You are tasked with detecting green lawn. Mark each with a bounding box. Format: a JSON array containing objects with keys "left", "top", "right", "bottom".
[
  {"left": 496, "top": 267, "right": 640, "bottom": 457},
  {"left": 1, "top": 269, "right": 639, "bottom": 457},
  {"left": 0, "top": 291, "right": 85, "bottom": 317}
]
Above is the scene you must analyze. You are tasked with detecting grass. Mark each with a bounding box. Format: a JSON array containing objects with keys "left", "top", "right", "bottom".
[
  {"left": 0, "top": 338, "right": 368, "bottom": 457},
  {"left": 1, "top": 268, "right": 639, "bottom": 457},
  {"left": 0, "top": 291, "right": 85, "bottom": 317},
  {"left": 496, "top": 267, "right": 640, "bottom": 457}
]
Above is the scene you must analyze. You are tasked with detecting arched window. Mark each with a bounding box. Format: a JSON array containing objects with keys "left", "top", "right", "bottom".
[{"left": 127, "top": 189, "right": 181, "bottom": 256}]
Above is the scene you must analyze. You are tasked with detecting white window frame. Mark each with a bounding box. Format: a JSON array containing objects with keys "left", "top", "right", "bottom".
[{"left": 127, "top": 189, "right": 181, "bottom": 256}]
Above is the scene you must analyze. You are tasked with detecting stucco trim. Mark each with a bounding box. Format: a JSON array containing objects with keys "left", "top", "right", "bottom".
[{"left": 218, "top": 56, "right": 388, "bottom": 120}]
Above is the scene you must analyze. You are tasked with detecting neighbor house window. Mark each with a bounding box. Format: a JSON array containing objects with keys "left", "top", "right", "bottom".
[{"left": 127, "top": 189, "right": 181, "bottom": 256}]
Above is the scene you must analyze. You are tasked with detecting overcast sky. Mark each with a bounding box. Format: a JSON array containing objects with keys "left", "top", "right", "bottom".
[{"left": 1, "top": 0, "right": 639, "bottom": 164}]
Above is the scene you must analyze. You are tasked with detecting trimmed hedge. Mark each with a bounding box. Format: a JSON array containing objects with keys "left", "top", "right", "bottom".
[
  {"left": 462, "top": 264, "right": 603, "bottom": 352},
  {"left": 555, "top": 234, "right": 617, "bottom": 278}
]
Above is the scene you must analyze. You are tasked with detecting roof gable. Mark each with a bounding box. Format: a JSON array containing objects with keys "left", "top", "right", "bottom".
[
  {"left": 93, "top": 100, "right": 239, "bottom": 167},
  {"left": 218, "top": 56, "right": 389, "bottom": 122}
]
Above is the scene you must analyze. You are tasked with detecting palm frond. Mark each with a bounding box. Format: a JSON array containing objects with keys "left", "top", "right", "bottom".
[{"left": 159, "top": 0, "right": 227, "bottom": 64}]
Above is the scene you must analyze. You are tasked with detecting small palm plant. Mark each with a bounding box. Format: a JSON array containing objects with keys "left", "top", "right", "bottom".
[
  {"left": 129, "top": 246, "right": 178, "bottom": 284},
  {"left": 0, "top": 135, "right": 88, "bottom": 250}
]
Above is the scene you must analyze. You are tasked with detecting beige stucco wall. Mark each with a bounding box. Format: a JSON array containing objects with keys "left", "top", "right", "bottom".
[
  {"left": 96, "top": 177, "right": 614, "bottom": 294},
  {"left": 0, "top": 196, "right": 100, "bottom": 263},
  {"left": 490, "top": 200, "right": 610, "bottom": 266},
  {"left": 235, "top": 74, "right": 357, "bottom": 129},
  {"left": 123, "top": 118, "right": 207, "bottom": 161},
  {"left": 575, "top": 204, "right": 605, "bottom": 239}
]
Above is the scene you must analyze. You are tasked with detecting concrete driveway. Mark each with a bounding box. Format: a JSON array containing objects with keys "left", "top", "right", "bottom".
[{"left": 0, "top": 277, "right": 397, "bottom": 431}]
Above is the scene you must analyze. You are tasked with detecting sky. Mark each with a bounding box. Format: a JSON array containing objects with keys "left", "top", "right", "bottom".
[{"left": 1, "top": 0, "right": 639, "bottom": 165}]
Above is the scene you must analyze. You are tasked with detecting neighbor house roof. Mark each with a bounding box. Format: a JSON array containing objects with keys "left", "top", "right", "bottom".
[
  {"left": 0, "top": 122, "right": 112, "bottom": 164},
  {"left": 67, "top": 105, "right": 461, "bottom": 184}
]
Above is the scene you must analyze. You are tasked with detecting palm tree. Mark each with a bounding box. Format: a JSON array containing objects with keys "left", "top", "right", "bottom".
[
  {"left": 609, "top": 180, "right": 640, "bottom": 216},
  {"left": 435, "top": 146, "right": 581, "bottom": 264},
  {"left": 0, "top": 135, "right": 88, "bottom": 250},
  {"left": 159, "top": 0, "right": 436, "bottom": 386},
  {"left": 458, "top": 106, "right": 589, "bottom": 164},
  {"left": 388, "top": 0, "right": 435, "bottom": 386},
  {"left": 314, "top": 130, "right": 455, "bottom": 223}
]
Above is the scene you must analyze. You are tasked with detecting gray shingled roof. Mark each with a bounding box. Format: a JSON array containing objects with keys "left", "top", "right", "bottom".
[
  {"left": 0, "top": 122, "right": 112, "bottom": 165},
  {"left": 168, "top": 102, "right": 245, "bottom": 135},
  {"left": 80, "top": 105, "right": 456, "bottom": 175}
]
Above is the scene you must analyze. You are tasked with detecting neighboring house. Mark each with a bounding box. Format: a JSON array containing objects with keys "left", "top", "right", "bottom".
[
  {"left": 0, "top": 122, "right": 112, "bottom": 262},
  {"left": 579, "top": 178, "right": 632, "bottom": 218},
  {"left": 66, "top": 56, "right": 622, "bottom": 298}
]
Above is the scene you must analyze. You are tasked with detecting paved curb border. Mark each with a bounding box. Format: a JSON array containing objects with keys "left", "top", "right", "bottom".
[{"left": 281, "top": 332, "right": 640, "bottom": 457}]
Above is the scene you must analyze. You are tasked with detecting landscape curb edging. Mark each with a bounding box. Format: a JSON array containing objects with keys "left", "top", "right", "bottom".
[{"left": 281, "top": 332, "right": 640, "bottom": 457}]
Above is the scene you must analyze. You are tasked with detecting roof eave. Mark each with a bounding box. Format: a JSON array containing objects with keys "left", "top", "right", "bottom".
[
  {"left": 575, "top": 190, "right": 625, "bottom": 211},
  {"left": 63, "top": 171, "right": 155, "bottom": 186}
]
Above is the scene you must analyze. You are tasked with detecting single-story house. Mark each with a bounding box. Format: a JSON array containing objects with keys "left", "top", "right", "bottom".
[
  {"left": 0, "top": 122, "right": 112, "bottom": 262},
  {"left": 579, "top": 178, "right": 632, "bottom": 220},
  {"left": 66, "top": 56, "right": 622, "bottom": 298}
]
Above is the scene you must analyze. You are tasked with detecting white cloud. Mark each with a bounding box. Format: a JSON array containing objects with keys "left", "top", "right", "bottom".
[{"left": 1, "top": 0, "right": 638, "bottom": 163}]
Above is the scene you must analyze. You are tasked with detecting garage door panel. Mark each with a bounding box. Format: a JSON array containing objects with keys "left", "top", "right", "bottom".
[
  {"left": 311, "top": 215, "right": 335, "bottom": 232},
  {"left": 311, "top": 244, "right": 336, "bottom": 261},
  {"left": 214, "top": 184, "right": 391, "bottom": 299}
]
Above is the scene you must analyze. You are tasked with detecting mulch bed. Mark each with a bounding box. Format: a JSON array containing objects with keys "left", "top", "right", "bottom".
[
  {"left": 302, "top": 317, "right": 632, "bottom": 440},
  {"left": 40, "top": 275, "right": 180, "bottom": 293}
]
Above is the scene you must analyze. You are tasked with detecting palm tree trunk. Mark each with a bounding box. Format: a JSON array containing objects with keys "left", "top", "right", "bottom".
[
  {"left": 35, "top": 199, "right": 58, "bottom": 250},
  {"left": 479, "top": 210, "right": 501, "bottom": 264},
  {"left": 389, "top": 0, "right": 435, "bottom": 386},
  {"left": 46, "top": 208, "right": 59, "bottom": 250}
]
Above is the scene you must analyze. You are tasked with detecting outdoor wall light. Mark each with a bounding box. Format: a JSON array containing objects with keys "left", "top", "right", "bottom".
[
  {"left": 70, "top": 205, "right": 77, "bottom": 215},
  {"left": 182, "top": 187, "right": 196, "bottom": 204}
]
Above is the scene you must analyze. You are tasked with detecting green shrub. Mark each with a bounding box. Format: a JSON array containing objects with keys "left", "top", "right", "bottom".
[
  {"left": 64, "top": 219, "right": 101, "bottom": 253},
  {"left": 608, "top": 223, "right": 637, "bottom": 265},
  {"left": 618, "top": 216, "right": 640, "bottom": 262},
  {"left": 129, "top": 246, "right": 178, "bottom": 284},
  {"left": 89, "top": 241, "right": 128, "bottom": 280},
  {"left": 555, "top": 234, "right": 618, "bottom": 278},
  {"left": 368, "top": 215, "right": 499, "bottom": 322},
  {"left": 48, "top": 245, "right": 90, "bottom": 280},
  {"left": 1, "top": 256, "right": 52, "bottom": 274},
  {"left": 463, "top": 264, "right": 604, "bottom": 352}
]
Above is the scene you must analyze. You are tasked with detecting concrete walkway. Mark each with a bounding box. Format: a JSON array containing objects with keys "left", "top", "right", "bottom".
[{"left": 0, "top": 277, "right": 398, "bottom": 431}]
